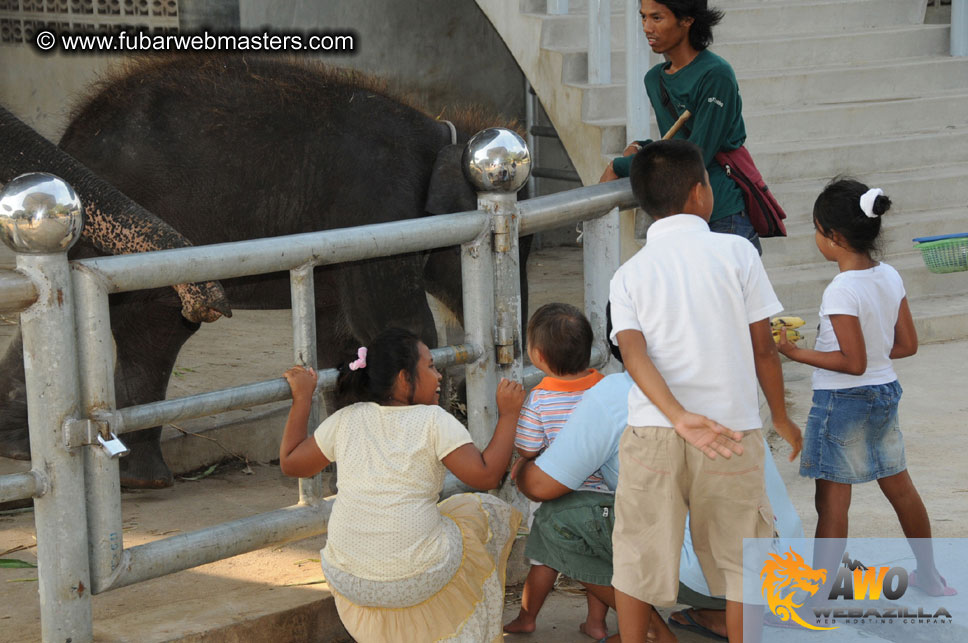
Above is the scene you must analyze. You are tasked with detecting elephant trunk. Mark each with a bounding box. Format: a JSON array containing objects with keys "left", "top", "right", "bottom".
[{"left": 0, "top": 105, "right": 232, "bottom": 323}]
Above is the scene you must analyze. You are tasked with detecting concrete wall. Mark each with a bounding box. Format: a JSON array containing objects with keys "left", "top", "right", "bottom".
[
  {"left": 239, "top": 0, "right": 524, "bottom": 121},
  {"left": 0, "top": 48, "right": 113, "bottom": 142}
]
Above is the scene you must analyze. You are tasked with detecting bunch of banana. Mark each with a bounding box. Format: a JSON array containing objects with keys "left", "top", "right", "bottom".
[
  {"left": 771, "top": 316, "right": 805, "bottom": 330},
  {"left": 771, "top": 316, "right": 805, "bottom": 344},
  {"left": 773, "top": 328, "right": 802, "bottom": 344}
]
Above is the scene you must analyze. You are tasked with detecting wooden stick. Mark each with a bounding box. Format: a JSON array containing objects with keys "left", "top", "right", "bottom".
[{"left": 663, "top": 109, "right": 692, "bottom": 140}]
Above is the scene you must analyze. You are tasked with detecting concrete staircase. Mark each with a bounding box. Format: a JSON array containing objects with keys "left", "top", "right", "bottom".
[{"left": 476, "top": 0, "right": 968, "bottom": 343}]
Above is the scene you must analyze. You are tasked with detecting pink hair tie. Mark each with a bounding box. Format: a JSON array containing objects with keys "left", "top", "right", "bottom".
[{"left": 348, "top": 347, "right": 368, "bottom": 371}]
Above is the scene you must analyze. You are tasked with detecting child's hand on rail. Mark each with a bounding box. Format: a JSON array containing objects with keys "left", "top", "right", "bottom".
[
  {"left": 496, "top": 378, "right": 526, "bottom": 418},
  {"left": 284, "top": 366, "right": 317, "bottom": 405}
]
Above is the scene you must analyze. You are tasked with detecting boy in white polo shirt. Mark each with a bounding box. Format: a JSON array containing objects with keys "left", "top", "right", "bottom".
[{"left": 608, "top": 140, "right": 802, "bottom": 643}]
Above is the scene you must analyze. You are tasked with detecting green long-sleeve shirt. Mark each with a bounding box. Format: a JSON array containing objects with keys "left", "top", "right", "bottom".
[{"left": 613, "top": 49, "right": 746, "bottom": 222}]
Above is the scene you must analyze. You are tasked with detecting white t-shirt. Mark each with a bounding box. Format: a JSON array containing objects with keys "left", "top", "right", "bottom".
[
  {"left": 609, "top": 214, "right": 783, "bottom": 430},
  {"left": 812, "top": 262, "right": 905, "bottom": 390},
  {"left": 314, "top": 402, "right": 472, "bottom": 581}
]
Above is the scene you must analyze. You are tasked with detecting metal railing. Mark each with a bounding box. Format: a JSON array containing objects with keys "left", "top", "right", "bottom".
[
  {"left": 0, "top": 147, "right": 635, "bottom": 642},
  {"left": 953, "top": 0, "right": 968, "bottom": 56},
  {"left": 545, "top": 0, "right": 652, "bottom": 141}
]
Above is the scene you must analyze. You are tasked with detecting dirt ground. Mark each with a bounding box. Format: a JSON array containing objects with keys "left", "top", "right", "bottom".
[{"left": 1, "top": 245, "right": 967, "bottom": 642}]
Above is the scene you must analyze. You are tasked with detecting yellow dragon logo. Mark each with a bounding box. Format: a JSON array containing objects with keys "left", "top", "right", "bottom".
[{"left": 761, "top": 548, "right": 837, "bottom": 631}]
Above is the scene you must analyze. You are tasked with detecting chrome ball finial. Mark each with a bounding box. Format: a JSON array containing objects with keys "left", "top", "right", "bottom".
[
  {"left": 462, "top": 128, "right": 531, "bottom": 193},
  {"left": 0, "top": 173, "right": 83, "bottom": 254}
]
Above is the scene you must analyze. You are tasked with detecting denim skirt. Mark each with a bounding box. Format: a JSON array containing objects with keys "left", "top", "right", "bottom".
[{"left": 799, "top": 380, "right": 906, "bottom": 484}]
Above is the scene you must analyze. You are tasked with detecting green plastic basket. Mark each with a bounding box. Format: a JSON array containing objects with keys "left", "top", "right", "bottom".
[{"left": 913, "top": 234, "right": 968, "bottom": 274}]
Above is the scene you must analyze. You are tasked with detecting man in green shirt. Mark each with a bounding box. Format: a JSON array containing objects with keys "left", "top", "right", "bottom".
[{"left": 601, "top": 0, "right": 762, "bottom": 254}]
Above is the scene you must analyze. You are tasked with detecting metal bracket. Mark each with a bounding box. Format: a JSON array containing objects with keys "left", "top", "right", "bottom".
[
  {"left": 64, "top": 418, "right": 100, "bottom": 449},
  {"left": 493, "top": 214, "right": 512, "bottom": 254},
  {"left": 64, "top": 412, "right": 128, "bottom": 458},
  {"left": 494, "top": 321, "right": 515, "bottom": 366}
]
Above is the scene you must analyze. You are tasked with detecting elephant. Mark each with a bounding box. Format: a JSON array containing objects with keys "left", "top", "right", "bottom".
[{"left": 0, "top": 55, "right": 531, "bottom": 489}]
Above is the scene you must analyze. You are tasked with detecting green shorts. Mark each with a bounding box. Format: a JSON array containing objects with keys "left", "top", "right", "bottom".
[
  {"left": 524, "top": 491, "right": 616, "bottom": 586},
  {"left": 524, "top": 490, "right": 727, "bottom": 611}
]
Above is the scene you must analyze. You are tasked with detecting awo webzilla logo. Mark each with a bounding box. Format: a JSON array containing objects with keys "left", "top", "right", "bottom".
[{"left": 761, "top": 549, "right": 953, "bottom": 631}]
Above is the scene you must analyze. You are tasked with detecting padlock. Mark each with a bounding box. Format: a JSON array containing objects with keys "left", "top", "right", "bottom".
[{"left": 97, "top": 432, "right": 130, "bottom": 458}]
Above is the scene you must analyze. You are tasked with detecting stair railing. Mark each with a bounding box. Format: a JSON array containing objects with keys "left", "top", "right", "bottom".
[
  {"left": 953, "top": 0, "right": 967, "bottom": 56},
  {"left": 588, "top": 0, "right": 612, "bottom": 83}
]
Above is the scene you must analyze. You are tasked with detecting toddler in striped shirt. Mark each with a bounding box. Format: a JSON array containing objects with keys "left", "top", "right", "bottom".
[{"left": 504, "top": 303, "right": 611, "bottom": 638}]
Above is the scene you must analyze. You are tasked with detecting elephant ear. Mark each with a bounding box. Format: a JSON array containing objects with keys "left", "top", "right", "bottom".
[{"left": 425, "top": 144, "right": 477, "bottom": 215}]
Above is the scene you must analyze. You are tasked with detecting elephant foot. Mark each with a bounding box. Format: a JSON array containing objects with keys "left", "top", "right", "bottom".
[
  {"left": 0, "top": 427, "right": 31, "bottom": 460},
  {"left": 119, "top": 446, "right": 174, "bottom": 489}
]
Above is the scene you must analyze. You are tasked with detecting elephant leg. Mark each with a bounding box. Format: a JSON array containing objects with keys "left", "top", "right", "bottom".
[
  {"left": 336, "top": 254, "right": 438, "bottom": 350},
  {"left": 423, "top": 234, "right": 533, "bottom": 340},
  {"left": 0, "top": 330, "right": 29, "bottom": 460},
  {"left": 110, "top": 294, "right": 201, "bottom": 489}
]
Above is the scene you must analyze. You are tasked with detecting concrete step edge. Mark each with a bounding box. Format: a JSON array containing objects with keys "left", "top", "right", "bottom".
[
  {"left": 545, "top": 22, "right": 949, "bottom": 56},
  {"left": 737, "top": 55, "right": 968, "bottom": 81},
  {"left": 781, "top": 289, "right": 968, "bottom": 346},
  {"left": 782, "top": 206, "right": 968, "bottom": 236},
  {"left": 771, "top": 161, "right": 968, "bottom": 193},
  {"left": 768, "top": 251, "right": 926, "bottom": 282},
  {"left": 753, "top": 126, "right": 968, "bottom": 156},
  {"left": 744, "top": 88, "right": 968, "bottom": 118},
  {"left": 563, "top": 56, "right": 968, "bottom": 93}
]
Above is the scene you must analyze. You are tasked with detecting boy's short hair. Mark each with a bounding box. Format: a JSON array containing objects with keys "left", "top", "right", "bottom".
[
  {"left": 630, "top": 139, "right": 707, "bottom": 219},
  {"left": 527, "top": 303, "right": 593, "bottom": 376}
]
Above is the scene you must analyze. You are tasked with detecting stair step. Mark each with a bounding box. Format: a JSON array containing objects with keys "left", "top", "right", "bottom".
[
  {"left": 573, "top": 57, "right": 968, "bottom": 121},
  {"left": 770, "top": 162, "right": 968, "bottom": 220},
  {"left": 752, "top": 127, "right": 968, "bottom": 183},
  {"left": 744, "top": 91, "right": 968, "bottom": 144},
  {"left": 538, "top": 0, "right": 924, "bottom": 49},
  {"left": 784, "top": 289, "right": 968, "bottom": 346},
  {"left": 763, "top": 207, "right": 968, "bottom": 269},
  {"left": 769, "top": 252, "right": 965, "bottom": 312},
  {"left": 716, "top": 25, "right": 950, "bottom": 73},
  {"left": 738, "top": 57, "right": 968, "bottom": 109},
  {"left": 554, "top": 25, "right": 951, "bottom": 84},
  {"left": 718, "top": 0, "right": 925, "bottom": 39}
]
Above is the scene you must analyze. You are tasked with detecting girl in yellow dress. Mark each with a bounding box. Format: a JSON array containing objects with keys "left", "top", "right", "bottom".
[{"left": 280, "top": 327, "right": 525, "bottom": 641}]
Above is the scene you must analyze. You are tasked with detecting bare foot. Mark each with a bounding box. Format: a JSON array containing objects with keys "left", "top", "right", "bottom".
[
  {"left": 504, "top": 613, "right": 537, "bottom": 634},
  {"left": 579, "top": 620, "right": 608, "bottom": 640},
  {"left": 911, "top": 569, "right": 958, "bottom": 596}
]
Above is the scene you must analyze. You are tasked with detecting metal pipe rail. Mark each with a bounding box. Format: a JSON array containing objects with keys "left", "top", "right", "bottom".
[
  {"left": 0, "top": 470, "right": 46, "bottom": 504},
  {"left": 62, "top": 179, "right": 631, "bottom": 443},
  {"left": 76, "top": 213, "right": 488, "bottom": 294},
  {"left": 106, "top": 499, "right": 335, "bottom": 592},
  {"left": 518, "top": 179, "right": 635, "bottom": 235},
  {"left": 74, "top": 181, "right": 632, "bottom": 294},
  {"left": 111, "top": 344, "right": 483, "bottom": 435},
  {"left": 0, "top": 268, "right": 37, "bottom": 313}
]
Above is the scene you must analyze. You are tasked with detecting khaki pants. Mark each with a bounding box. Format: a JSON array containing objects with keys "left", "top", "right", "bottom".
[{"left": 611, "top": 426, "right": 773, "bottom": 605}]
